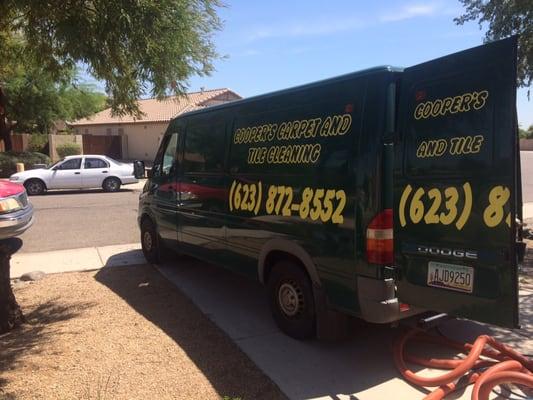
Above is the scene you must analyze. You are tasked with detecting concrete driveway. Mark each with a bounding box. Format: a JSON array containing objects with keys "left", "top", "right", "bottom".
[{"left": 157, "top": 256, "right": 533, "bottom": 400}]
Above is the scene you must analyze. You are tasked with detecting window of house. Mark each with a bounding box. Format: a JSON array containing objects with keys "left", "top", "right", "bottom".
[
  {"left": 84, "top": 158, "right": 109, "bottom": 169},
  {"left": 118, "top": 128, "right": 124, "bottom": 136},
  {"left": 106, "top": 128, "right": 112, "bottom": 136},
  {"left": 84, "top": 128, "right": 89, "bottom": 134},
  {"left": 183, "top": 121, "right": 225, "bottom": 173}
]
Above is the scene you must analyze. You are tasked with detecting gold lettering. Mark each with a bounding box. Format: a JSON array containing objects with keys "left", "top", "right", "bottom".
[
  {"left": 413, "top": 90, "right": 490, "bottom": 120},
  {"left": 416, "top": 142, "right": 427, "bottom": 158},
  {"left": 414, "top": 103, "right": 424, "bottom": 120}
]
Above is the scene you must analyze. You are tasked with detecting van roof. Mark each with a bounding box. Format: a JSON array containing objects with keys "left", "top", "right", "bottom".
[{"left": 176, "top": 65, "right": 403, "bottom": 120}]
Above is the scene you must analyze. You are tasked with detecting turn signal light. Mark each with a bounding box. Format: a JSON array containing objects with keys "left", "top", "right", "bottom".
[{"left": 366, "top": 209, "right": 393, "bottom": 264}]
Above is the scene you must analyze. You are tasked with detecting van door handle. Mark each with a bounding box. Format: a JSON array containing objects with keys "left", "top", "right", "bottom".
[
  {"left": 74, "top": 172, "right": 81, "bottom": 174},
  {"left": 102, "top": 171, "right": 108, "bottom": 173}
]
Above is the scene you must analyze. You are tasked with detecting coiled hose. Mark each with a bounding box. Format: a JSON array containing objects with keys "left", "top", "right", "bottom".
[{"left": 393, "top": 328, "right": 533, "bottom": 399}]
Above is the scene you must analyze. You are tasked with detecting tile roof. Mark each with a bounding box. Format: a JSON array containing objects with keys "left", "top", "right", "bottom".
[{"left": 69, "top": 88, "right": 241, "bottom": 126}]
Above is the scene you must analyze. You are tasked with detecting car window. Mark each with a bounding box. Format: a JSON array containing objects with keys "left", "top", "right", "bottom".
[
  {"left": 84, "top": 158, "right": 109, "bottom": 169},
  {"left": 58, "top": 158, "right": 81, "bottom": 170}
]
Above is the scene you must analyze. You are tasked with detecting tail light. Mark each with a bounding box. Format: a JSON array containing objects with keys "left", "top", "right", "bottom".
[{"left": 366, "top": 209, "right": 393, "bottom": 264}]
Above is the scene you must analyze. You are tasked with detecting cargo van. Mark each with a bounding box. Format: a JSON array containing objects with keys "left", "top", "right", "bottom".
[{"left": 138, "top": 37, "right": 523, "bottom": 339}]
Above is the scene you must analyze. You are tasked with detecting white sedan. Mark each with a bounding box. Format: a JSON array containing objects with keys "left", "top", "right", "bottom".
[{"left": 9, "top": 155, "right": 139, "bottom": 195}]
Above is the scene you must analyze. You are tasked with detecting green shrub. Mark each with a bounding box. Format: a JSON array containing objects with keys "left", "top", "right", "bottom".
[
  {"left": 0, "top": 152, "right": 51, "bottom": 177},
  {"left": 56, "top": 142, "right": 81, "bottom": 158},
  {"left": 28, "top": 134, "right": 49, "bottom": 153}
]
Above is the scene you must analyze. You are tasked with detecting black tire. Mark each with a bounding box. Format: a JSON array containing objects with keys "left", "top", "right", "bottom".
[
  {"left": 267, "top": 260, "right": 316, "bottom": 340},
  {"left": 102, "top": 177, "right": 121, "bottom": 192},
  {"left": 24, "top": 179, "right": 46, "bottom": 196},
  {"left": 141, "top": 218, "right": 161, "bottom": 264}
]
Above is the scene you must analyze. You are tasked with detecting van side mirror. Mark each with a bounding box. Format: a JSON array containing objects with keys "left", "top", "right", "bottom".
[
  {"left": 146, "top": 168, "right": 153, "bottom": 179},
  {"left": 133, "top": 160, "right": 146, "bottom": 179}
]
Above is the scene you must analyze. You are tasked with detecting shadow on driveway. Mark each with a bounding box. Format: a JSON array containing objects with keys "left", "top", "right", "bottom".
[
  {"left": 94, "top": 263, "right": 286, "bottom": 400},
  {"left": 99, "top": 252, "right": 533, "bottom": 399},
  {"left": 123, "top": 256, "right": 429, "bottom": 399}
]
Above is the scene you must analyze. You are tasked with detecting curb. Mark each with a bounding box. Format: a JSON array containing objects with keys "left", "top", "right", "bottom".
[{"left": 10, "top": 242, "right": 144, "bottom": 279}]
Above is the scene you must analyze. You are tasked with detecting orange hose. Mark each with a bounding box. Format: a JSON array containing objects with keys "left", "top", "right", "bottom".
[{"left": 393, "top": 328, "right": 533, "bottom": 400}]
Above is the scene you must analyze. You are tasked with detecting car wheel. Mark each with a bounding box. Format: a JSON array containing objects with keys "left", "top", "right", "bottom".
[
  {"left": 141, "top": 218, "right": 161, "bottom": 264},
  {"left": 103, "top": 177, "right": 121, "bottom": 192},
  {"left": 24, "top": 179, "right": 46, "bottom": 196},
  {"left": 267, "top": 260, "right": 316, "bottom": 340}
]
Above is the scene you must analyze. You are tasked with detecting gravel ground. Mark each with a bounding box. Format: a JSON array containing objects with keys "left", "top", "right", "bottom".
[{"left": 0, "top": 265, "right": 286, "bottom": 400}]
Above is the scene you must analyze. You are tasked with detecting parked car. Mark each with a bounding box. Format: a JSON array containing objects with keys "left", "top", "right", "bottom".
[
  {"left": 0, "top": 181, "right": 33, "bottom": 239},
  {"left": 9, "top": 155, "right": 141, "bottom": 195}
]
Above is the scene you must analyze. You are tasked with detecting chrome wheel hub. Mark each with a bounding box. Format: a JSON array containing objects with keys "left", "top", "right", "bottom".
[
  {"left": 278, "top": 282, "right": 303, "bottom": 317},
  {"left": 143, "top": 231, "right": 153, "bottom": 252},
  {"left": 28, "top": 182, "right": 41, "bottom": 194}
]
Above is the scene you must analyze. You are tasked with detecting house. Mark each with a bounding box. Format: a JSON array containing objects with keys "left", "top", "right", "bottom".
[{"left": 68, "top": 88, "right": 242, "bottom": 162}]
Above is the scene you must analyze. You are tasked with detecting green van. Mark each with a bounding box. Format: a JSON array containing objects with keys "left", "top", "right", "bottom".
[{"left": 138, "top": 37, "right": 523, "bottom": 339}]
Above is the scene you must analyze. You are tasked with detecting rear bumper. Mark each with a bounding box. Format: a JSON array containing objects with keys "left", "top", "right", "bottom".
[
  {"left": 357, "top": 276, "right": 423, "bottom": 323},
  {"left": 0, "top": 205, "right": 34, "bottom": 239}
]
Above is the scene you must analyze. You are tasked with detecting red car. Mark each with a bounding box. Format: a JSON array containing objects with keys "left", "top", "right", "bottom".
[{"left": 0, "top": 180, "right": 33, "bottom": 239}]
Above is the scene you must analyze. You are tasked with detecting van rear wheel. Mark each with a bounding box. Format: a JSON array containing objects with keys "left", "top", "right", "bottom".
[{"left": 267, "top": 260, "right": 316, "bottom": 340}]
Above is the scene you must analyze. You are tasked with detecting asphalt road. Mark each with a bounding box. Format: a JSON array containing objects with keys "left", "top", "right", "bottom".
[{"left": 19, "top": 186, "right": 142, "bottom": 253}]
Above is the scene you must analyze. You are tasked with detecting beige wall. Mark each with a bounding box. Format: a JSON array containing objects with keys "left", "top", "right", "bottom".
[
  {"left": 521, "top": 139, "right": 533, "bottom": 151},
  {"left": 48, "top": 134, "right": 83, "bottom": 162},
  {"left": 72, "top": 122, "right": 168, "bottom": 161}
]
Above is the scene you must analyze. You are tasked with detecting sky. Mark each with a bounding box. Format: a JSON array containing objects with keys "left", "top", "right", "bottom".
[{"left": 85, "top": 0, "right": 532, "bottom": 128}]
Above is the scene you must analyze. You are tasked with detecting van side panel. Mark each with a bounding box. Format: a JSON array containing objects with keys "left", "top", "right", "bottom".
[
  {"left": 222, "top": 73, "right": 391, "bottom": 314},
  {"left": 177, "top": 111, "right": 230, "bottom": 265}
]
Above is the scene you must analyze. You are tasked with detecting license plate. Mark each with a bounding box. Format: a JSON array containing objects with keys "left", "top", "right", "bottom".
[{"left": 427, "top": 261, "right": 474, "bottom": 293}]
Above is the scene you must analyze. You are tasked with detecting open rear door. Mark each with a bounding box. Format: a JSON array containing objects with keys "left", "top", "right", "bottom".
[{"left": 394, "top": 37, "right": 520, "bottom": 328}]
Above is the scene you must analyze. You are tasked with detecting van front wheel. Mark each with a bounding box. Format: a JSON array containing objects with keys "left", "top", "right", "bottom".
[
  {"left": 141, "top": 218, "right": 161, "bottom": 264},
  {"left": 267, "top": 260, "right": 316, "bottom": 340}
]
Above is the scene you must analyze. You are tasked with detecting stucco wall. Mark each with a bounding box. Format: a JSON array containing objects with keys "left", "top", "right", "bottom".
[
  {"left": 520, "top": 139, "right": 533, "bottom": 151},
  {"left": 73, "top": 122, "right": 168, "bottom": 161},
  {"left": 48, "top": 134, "right": 83, "bottom": 162}
]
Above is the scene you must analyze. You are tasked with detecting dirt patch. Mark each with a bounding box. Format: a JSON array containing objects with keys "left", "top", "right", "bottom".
[{"left": 0, "top": 265, "right": 286, "bottom": 400}]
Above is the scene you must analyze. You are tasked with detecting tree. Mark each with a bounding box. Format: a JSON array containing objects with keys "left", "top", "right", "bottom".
[
  {"left": 1, "top": 0, "right": 221, "bottom": 115},
  {"left": 4, "top": 64, "right": 107, "bottom": 134},
  {"left": 455, "top": 1, "right": 533, "bottom": 90},
  {"left": 520, "top": 124, "right": 533, "bottom": 139},
  {"left": 0, "top": 0, "right": 222, "bottom": 333}
]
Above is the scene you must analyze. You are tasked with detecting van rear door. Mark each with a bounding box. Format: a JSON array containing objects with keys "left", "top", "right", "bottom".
[{"left": 394, "top": 37, "right": 520, "bottom": 328}]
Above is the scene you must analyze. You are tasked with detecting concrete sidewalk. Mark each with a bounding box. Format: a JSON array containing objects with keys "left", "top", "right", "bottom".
[{"left": 10, "top": 243, "right": 143, "bottom": 278}]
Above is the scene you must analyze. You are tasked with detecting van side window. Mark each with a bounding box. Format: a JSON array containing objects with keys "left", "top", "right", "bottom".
[
  {"left": 183, "top": 122, "right": 225, "bottom": 173},
  {"left": 153, "top": 133, "right": 178, "bottom": 178}
]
